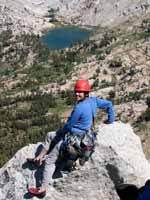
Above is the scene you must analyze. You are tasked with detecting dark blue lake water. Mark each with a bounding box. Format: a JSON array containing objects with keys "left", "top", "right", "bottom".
[{"left": 41, "top": 27, "right": 90, "bottom": 50}]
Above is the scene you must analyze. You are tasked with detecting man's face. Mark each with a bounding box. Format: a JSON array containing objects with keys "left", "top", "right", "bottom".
[{"left": 74, "top": 91, "right": 85, "bottom": 102}]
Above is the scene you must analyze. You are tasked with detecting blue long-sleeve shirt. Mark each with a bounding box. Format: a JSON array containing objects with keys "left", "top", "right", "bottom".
[{"left": 62, "top": 97, "right": 115, "bottom": 135}]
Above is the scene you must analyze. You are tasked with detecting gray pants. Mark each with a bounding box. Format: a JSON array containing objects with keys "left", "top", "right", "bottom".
[
  {"left": 41, "top": 130, "right": 94, "bottom": 188},
  {"left": 42, "top": 131, "right": 62, "bottom": 188}
]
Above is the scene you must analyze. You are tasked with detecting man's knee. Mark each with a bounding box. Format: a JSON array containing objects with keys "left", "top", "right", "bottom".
[
  {"left": 47, "top": 131, "right": 56, "bottom": 140},
  {"left": 43, "top": 131, "right": 56, "bottom": 151}
]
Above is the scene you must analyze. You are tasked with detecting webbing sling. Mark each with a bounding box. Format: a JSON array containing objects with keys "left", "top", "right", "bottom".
[{"left": 87, "top": 98, "right": 95, "bottom": 131}]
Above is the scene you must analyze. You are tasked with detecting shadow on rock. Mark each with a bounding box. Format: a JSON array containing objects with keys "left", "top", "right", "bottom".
[
  {"left": 24, "top": 192, "right": 45, "bottom": 199},
  {"left": 24, "top": 192, "right": 34, "bottom": 199},
  {"left": 22, "top": 144, "right": 44, "bottom": 170},
  {"left": 22, "top": 161, "right": 38, "bottom": 171},
  {"left": 116, "top": 184, "right": 139, "bottom": 200}
]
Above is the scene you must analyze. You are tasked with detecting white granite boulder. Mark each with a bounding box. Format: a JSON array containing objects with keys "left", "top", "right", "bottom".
[{"left": 0, "top": 121, "right": 149, "bottom": 200}]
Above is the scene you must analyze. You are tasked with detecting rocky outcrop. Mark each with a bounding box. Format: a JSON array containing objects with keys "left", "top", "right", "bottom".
[{"left": 0, "top": 121, "right": 150, "bottom": 200}]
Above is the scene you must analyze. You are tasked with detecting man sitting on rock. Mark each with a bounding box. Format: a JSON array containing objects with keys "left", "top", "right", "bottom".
[{"left": 28, "top": 79, "right": 115, "bottom": 197}]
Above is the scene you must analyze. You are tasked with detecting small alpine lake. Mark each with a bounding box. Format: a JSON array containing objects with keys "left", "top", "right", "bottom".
[{"left": 41, "top": 26, "right": 91, "bottom": 50}]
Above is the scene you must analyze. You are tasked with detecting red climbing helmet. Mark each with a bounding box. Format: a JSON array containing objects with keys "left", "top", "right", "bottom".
[{"left": 74, "top": 79, "right": 91, "bottom": 92}]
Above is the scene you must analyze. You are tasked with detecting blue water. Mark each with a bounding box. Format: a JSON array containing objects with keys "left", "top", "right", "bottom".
[{"left": 41, "top": 27, "right": 90, "bottom": 50}]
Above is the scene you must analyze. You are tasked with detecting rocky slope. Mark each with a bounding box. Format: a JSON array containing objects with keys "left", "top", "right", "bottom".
[
  {"left": 56, "top": 15, "right": 150, "bottom": 132},
  {"left": 56, "top": 0, "right": 150, "bottom": 27},
  {"left": 0, "top": 0, "right": 53, "bottom": 34},
  {"left": 0, "top": 122, "right": 150, "bottom": 200},
  {"left": 1, "top": 0, "right": 150, "bottom": 34}
]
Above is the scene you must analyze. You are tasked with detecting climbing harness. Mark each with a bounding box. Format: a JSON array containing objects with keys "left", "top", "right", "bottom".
[
  {"left": 59, "top": 129, "right": 97, "bottom": 169},
  {"left": 79, "top": 130, "right": 97, "bottom": 165},
  {"left": 60, "top": 132, "right": 84, "bottom": 158}
]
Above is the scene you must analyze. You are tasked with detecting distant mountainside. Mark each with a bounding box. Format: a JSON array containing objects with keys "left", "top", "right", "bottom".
[{"left": 1, "top": 0, "right": 150, "bottom": 33}]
